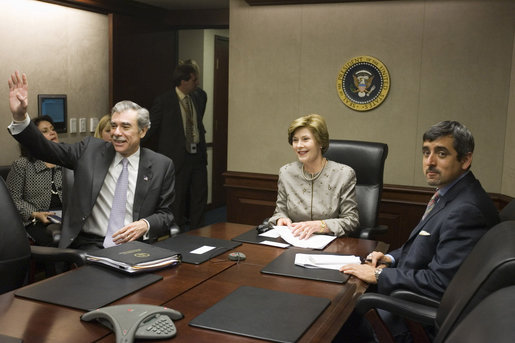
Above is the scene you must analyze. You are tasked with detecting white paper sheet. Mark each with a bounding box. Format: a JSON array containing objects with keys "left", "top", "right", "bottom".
[
  {"left": 273, "top": 226, "right": 337, "bottom": 249},
  {"left": 258, "top": 229, "right": 281, "bottom": 238},
  {"left": 259, "top": 240, "right": 290, "bottom": 248},
  {"left": 294, "top": 253, "right": 361, "bottom": 270},
  {"left": 190, "top": 245, "right": 216, "bottom": 254}
]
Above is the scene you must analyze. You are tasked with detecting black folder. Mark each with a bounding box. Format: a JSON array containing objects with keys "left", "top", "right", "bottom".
[
  {"left": 231, "top": 228, "right": 287, "bottom": 245},
  {"left": 189, "top": 286, "right": 331, "bottom": 343},
  {"left": 15, "top": 265, "right": 162, "bottom": 311},
  {"left": 261, "top": 248, "right": 350, "bottom": 283},
  {"left": 154, "top": 234, "right": 241, "bottom": 264}
]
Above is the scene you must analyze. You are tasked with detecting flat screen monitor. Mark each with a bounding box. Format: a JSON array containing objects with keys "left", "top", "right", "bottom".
[{"left": 38, "top": 94, "right": 67, "bottom": 133}]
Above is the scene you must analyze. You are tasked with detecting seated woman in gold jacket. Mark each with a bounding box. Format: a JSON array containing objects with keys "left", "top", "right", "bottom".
[{"left": 269, "top": 114, "right": 359, "bottom": 239}]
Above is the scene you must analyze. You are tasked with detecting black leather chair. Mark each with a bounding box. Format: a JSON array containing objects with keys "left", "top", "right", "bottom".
[
  {"left": 0, "top": 165, "right": 10, "bottom": 181},
  {"left": 500, "top": 198, "right": 515, "bottom": 222},
  {"left": 0, "top": 177, "right": 31, "bottom": 294},
  {"left": 0, "top": 177, "right": 85, "bottom": 294},
  {"left": 61, "top": 167, "right": 74, "bottom": 217},
  {"left": 441, "top": 285, "right": 515, "bottom": 343},
  {"left": 324, "top": 139, "right": 388, "bottom": 239},
  {"left": 355, "top": 220, "right": 515, "bottom": 343}
]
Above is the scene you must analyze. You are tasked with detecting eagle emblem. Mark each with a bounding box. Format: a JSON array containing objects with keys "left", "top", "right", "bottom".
[
  {"left": 336, "top": 56, "right": 390, "bottom": 111},
  {"left": 352, "top": 70, "right": 375, "bottom": 97}
]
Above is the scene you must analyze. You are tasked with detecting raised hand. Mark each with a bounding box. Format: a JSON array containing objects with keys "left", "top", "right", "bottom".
[{"left": 8, "top": 71, "right": 29, "bottom": 121}]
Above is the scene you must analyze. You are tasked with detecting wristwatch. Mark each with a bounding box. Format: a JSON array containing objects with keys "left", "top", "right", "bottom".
[{"left": 374, "top": 267, "right": 383, "bottom": 282}]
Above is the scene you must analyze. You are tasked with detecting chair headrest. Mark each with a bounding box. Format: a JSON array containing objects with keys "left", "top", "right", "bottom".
[{"left": 324, "top": 139, "right": 388, "bottom": 185}]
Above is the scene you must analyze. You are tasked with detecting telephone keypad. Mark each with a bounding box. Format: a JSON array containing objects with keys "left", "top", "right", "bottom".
[{"left": 136, "top": 314, "right": 177, "bottom": 338}]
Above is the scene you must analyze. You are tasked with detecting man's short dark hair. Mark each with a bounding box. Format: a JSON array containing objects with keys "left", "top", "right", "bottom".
[
  {"left": 172, "top": 64, "right": 197, "bottom": 87},
  {"left": 423, "top": 121, "right": 474, "bottom": 161}
]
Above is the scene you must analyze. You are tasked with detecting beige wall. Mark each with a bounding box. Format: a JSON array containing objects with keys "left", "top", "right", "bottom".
[
  {"left": 0, "top": 0, "right": 513, "bottom": 198},
  {"left": 0, "top": 0, "right": 109, "bottom": 165},
  {"left": 228, "top": 0, "right": 515, "bottom": 196},
  {"left": 503, "top": 32, "right": 515, "bottom": 197}
]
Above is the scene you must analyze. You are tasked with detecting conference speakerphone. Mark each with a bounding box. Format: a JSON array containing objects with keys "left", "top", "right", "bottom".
[{"left": 81, "top": 304, "right": 183, "bottom": 343}]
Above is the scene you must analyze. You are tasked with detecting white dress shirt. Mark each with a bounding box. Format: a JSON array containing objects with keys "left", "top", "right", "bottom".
[{"left": 83, "top": 150, "right": 140, "bottom": 236}]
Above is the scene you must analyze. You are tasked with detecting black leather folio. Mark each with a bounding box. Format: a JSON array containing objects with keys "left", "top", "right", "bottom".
[
  {"left": 14, "top": 265, "right": 162, "bottom": 311},
  {"left": 261, "top": 248, "right": 350, "bottom": 284},
  {"left": 189, "top": 286, "right": 331, "bottom": 343},
  {"left": 231, "top": 228, "right": 287, "bottom": 245},
  {"left": 154, "top": 234, "right": 241, "bottom": 264}
]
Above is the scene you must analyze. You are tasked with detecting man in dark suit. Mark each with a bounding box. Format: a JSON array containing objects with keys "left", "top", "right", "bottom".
[
  {"left": 145, "top": 63, "right": 207, "bottom": 232},
  {"left": 8, "top": 71, "right": 175, "bottom": 250},
  {"left": 339, "top": 121, "right": 499, "bottom": 342}
]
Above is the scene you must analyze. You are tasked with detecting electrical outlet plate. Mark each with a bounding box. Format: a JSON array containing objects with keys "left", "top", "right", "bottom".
[
  {"left": 90, "top": 117, "right": 99, "bottom": 132},
  {"left": 69, "top": 118, "right": 77, "bottom": 133},
  {"left": 79, "top": 118, "right": 87, "bottom": 133}
]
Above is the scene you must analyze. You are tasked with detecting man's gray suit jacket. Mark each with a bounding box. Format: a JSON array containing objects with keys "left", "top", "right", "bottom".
[{"left": 13, "top": 122, "right": 175, "bottom": 248}]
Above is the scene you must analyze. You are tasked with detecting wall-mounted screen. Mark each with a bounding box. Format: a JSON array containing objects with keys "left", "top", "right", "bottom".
[{"left": 38, "top": 94, "right": 67, "bottom": 133}]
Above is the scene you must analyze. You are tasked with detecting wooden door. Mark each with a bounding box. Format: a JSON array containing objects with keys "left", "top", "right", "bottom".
[{"left": 211, "top": 36, "right": 229, "bottom": 208}]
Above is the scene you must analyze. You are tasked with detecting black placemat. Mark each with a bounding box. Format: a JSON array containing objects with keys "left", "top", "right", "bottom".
[
  {"left": 231, "top": 228, "right": 287, "bottom": 245},
  {"left": 189, "top": 286, "right": 331, "bottom": 343},
  {"left": 154, "top": 234, "right": 241, "bottom": 264},
  {"left": 15, "top": 265, "right": 162, "bottom": 311},
  {"left": 261, "top": 248, "right": 350, "bottom": 283}
]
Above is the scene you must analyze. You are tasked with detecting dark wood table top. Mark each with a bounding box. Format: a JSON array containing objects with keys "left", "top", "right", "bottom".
[{"left": 0, "top": 222, "right": 388, "bottom": 343}]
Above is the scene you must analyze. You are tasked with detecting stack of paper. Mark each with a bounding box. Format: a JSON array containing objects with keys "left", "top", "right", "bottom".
[
  {"left": 259, "top": 226, "right": 337, "bottom": 249},
  {"left": 294, "top": 253, "right": 361, "bottom": 270}
]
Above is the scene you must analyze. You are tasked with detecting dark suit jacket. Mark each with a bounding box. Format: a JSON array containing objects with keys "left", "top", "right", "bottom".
[
  {"left": 145, "top": 87, "right": 207, "bottom": 172},
  {"left": 13, "top": 122, "right": 175, "bottom": 248},
  {"left": 378, "top": 172, "right": 499, "bottom": 299}
]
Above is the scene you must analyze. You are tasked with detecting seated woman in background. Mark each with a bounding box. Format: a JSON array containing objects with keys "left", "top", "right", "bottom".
[
  {"left": 268, "top": 114, "right": 359, "bottom": 239},
  {"left": 6, "top": 115, "right": 63, "bottom": 246},
  {"left": 94, "top": 114, "right": 111, "bottom": 142}
]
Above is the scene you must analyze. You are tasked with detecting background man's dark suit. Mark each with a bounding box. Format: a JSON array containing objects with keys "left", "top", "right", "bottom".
[
  {"left": 145, "top": 87, "right": 208, "bottom": 230},
  {"left": 13, "top": 122, "right": 175, "bottom": 248},
  {"left": 378, "top": 171, "right": 499, "bottom": 299}
]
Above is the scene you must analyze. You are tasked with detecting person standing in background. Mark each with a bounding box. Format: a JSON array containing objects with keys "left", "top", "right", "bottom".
[{"left": 145, "top": 60, "right": 208, "bottom": 232}]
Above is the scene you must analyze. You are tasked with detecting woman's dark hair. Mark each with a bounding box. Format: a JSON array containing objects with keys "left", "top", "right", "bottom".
[{"left": 20, "top": 115, "right": 56, "bottom": 162}]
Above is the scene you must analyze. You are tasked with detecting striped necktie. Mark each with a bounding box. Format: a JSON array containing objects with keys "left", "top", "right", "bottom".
[
  {"left": 182, "top": 95, "right": 195, "bottom": 149},
  {"left": 422, "top": 191, "right": 440, "bottom": 220},
  {"left": 104, "top": 158, "right": 129, "bottom": 248}
]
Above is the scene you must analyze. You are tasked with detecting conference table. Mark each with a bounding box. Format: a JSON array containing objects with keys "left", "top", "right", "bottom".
[{"left": 0, "top": 222, "right": 388, "bottom": 343}]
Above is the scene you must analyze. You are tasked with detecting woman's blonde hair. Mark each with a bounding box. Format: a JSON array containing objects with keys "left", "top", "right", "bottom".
[
  {"left": 94, "top": 114, "right": 111, "bottom": 139},
  {"left": 287, "top": 114, "right": 329, "bottom": 153}
]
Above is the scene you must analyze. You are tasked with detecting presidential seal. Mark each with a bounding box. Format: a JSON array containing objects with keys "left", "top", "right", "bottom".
[{"left": 336, "top": 56, "right": 390, "bottom": 111}]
